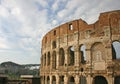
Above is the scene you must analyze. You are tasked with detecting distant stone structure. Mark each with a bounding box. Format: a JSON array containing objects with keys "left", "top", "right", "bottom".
[{"left": 40, "top": 10, "right": 120, "bottom": 84}]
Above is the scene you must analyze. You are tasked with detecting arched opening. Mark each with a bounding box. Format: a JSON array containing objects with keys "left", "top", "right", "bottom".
[
  {"left": 52, "top": 41, "right": 56, "bottom": 49},
  {"left": 47, "top": 76, "right": 50, "bottom": 84},
  {"left": 47, "top": 52, "right": 50, "bottom": 66},
  {"left": 69, "top": 76, "right": 75, "bottom": 84},
  {"left": 114, "top": 76, "right": 120, "bottom": 84},
  {"left": 52, "top": 51, "right": 56, "bottom": 69},
  {"left": 52, "top": 76, "right": 56, "bottom": 84},
  {"left": 91, "top": 42, "right": 105, "bottom": 62},
  {"left": 68, "top": 46, "right": 75, "bottom": 66},
  {"left": 79, "top": 76, "right": 86, "bottom": 84},
  {"left": 44, "top": 54, "right": 46, "bottom": 66},
  {"left": 112, "top": 41, "right": 120, "bottom": 60},
  {"left": 59, "top": 48, "right": 65, "bottom": 66},
  {"left": 41, "top": 56, "right": 43, "bottom": 67},
  {"left": 93, "top": 76, "right": 108, "bottom": 84},
  {"left": 80, "top": 45, "right": 86, "bottom": 64},
  {"left": 59, "top": 76, "right": 64, "bottom": 84}
]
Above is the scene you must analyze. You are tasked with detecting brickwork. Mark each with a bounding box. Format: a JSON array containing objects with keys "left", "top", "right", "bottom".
[{"left": 40, "top": 10, "right": 120, "bottom": 84}]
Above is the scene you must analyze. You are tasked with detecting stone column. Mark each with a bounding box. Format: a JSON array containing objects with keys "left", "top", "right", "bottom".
[
  {"left": 64, "top": 47, "right": 68, "bottom": 66},
  {"left": 56, "top": 75, "right": 60, "bottom": 84},
  {"left": 75, "top": 75, "right": 79, "bottom": 84},
  {"left": 74, "top": 45, "right": 79, "bottom": 67},
  {"left": 45, "top": 76, "right": 47, "bottom": 84},
  {"left": 105, "top": 42, "right": 112, "bottom": 61},
  {"left": 56, "top": 50, "right": 59, "bottom": 69},
  {"left": 50, "top": 51, "right": 53, "bottom": 70},
  {"left": 50, "top": 76, "right": 52, "bottom": 84},
  {"left": 106, "top": 76, "right": 114, "bottom": 84},
  {"left": 85, "top": 44, "right": 91, "bottom": 64},
  {"left": 64, "top": 75, "right": 68, "bottom": 84},
  {"left": 86, "top": 75, "right": 93, "bottom": 84}
]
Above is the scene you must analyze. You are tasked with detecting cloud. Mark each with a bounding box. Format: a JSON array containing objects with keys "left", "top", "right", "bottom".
[{"left": 0, "top": 0, "right": 120, "bottom": 64}]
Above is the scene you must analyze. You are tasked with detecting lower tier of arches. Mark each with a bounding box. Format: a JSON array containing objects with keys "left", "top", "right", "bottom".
[{"left": 40, "top": 75, "right": 120, "bottom": 84}]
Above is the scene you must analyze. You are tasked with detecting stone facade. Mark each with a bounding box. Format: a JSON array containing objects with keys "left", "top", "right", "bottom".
[{"left": 40, "top": 10, "right": 120, "bottom": 84}]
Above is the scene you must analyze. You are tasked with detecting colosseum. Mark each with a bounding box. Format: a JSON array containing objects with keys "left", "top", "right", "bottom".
[{"left": 40, "top": 10, "right": 120, "bottom": 84}]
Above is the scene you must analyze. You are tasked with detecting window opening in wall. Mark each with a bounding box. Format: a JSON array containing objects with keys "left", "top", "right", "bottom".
[
  {"left": 52, "top": 51, "right": 56, "bottom": 69},
  {"left": 112, "top": 41, "right": 120, "bottom": 60},
  {"left": 80, "top": 45, "right": 86, "bottom": 64},
  {"left": 68, "top": 46, "right": 75, "bottom": 66},
  {"left": 45, "top": 37, "right": 47, "bottom": 43},
  {"left": 80, "top": 76, "right": 86, "bottom": 84},
  {"left": 69, "top": 76, "right": 75, "bottom": 84},
  {"left": 59, "top": 48, "right": 65, "bottom": 66},
  {"left": 114, "top": 76, "right": 120, "bottom": 84},
  {"left": 69, "top": 24, "right": 73, "bottom": 30},
  {"left": 54, "top": 30, "right": 56, "bottom": 35},
  {"left": 52, "top": 76, "right": 56, "bottom": 84},
  {"left": 60, "top": 76, "right": 64, "bottom": 84},
  {"left": 47, "top": 76, "right": 50, "bottom": 84},
  {"left": 44, "top": 54, "right": 46, "bottom": 66},
  {"left": 94, "top": 76, "right": 108, "bottom": 84},
  {"left": 52, "top": 41, "right": 56, "bottom": 49},
  {"left": 47, "top": 52, "right": 50, "bottom": 66}
]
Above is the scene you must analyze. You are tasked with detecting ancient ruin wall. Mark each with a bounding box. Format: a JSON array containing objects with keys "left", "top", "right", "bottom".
[{"left": 40, "top": 10, "right": 120, "bottom": 84}]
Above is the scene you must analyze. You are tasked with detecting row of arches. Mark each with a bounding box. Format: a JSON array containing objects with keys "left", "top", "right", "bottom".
[
  {"left": 41, "top": 75, "right": 120, "bottom": 84},
  {"left": 41, "top": 41, "right": 120, "bottom": 68},
  {"left": 41, "top": 75, "right": 86, "bottom": 84}
]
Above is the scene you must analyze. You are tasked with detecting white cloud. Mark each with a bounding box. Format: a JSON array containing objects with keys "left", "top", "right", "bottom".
[
  {"left": 0, "top": 0, "right": 120, "bottom": 64},
  {"left": 0, "top": 5, "right": 10, "bottom": 17}
]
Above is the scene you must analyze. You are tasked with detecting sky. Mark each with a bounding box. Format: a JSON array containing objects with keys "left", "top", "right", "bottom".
[{"left": 0, "top": 0, "right": 120, "bottom": 64}]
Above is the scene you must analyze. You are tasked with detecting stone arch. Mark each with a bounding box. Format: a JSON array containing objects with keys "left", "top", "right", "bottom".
[
  {"left": 47, "top": 52, "right": 50, "bottom": 66},
  {"left": 68, "top": 46, "right": 75, "bottom": 66},
  {"left": 91, "top": 42, "right": 105, "bottom": 62},
  {"left": 93, "top": 76, "right": 108, "bottom": 84},
  {"left": 52, "top": 41, "right": 56, "bottom": 49},
  {"left": 69, "top": 76, "right": 75, "bottom": 84},
  {"left": 52, "top": 76, "right": 56, "bottom": 84},
  {"left": 41, "top": 56, "right": 43, "bottom": 67},
  {"left": 47, "top": 76, "right": 50, "bottom": 84},
  {"left": 114, "top": 76, "right": 120, "bottom": 84},
  {"left": 79, "top": 44, "right": 86, "bottom": 64},
  {"left": 79, "top": 76, "right": 86, "bottom": 84},
  {"left": 52, "top": 51, "right": 56, "bottom": 69},
  {"left": 59, "top": 48, "right": 65, "bottom": 66},
  {"left": 112, "top": 41, "right": 120, "bottom": 60},
  {"left": 59, "top": 76, "right": 64, "bottom": 84},
  {"left": 44, "top": 53, "right": 46, "bottom": 66}
]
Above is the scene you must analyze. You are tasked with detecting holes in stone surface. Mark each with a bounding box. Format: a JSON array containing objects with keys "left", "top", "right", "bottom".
[
  {"left": 47, "top": 76, "right": 50, "bottom": 84},
  {"left": 112, "top": 41, "right": 120, "bottom": 60},
  {"left": 60, "top": 76, "right": 64, "bottom": 84},
  {"left": 59, "top": 48, "right": 65, "bottom": 66},
  {"left": 52, "top": 41, "right": 56, "bottom": 49},
  {"left": 69, "top": 24, "right": 73, "bottom": 30},
  {"left": 54, "top": 30, "right": 56, "bottom": 35},
  {"left": 80, "top": 68, "right": 84, "bottom": 72},
  {"left": 45, "top": 37, "right": 47, "bottom": 43},
  {"left": 52, "top": 76, "right": 56, "bottom": 84},
  {"left": 69, "top": 76, "right": 75, "bottom": 84},
  {"left": 52, "top": 51, "right": 56, "bottom": 69},
  {"left": 44, "top": 54, "right": 46, "bottom": 66},
  {"left": 47, "top": 52, "right": 50, "bottom": 66},
  {"left": 80, "top": 45, "right": 86, "bottom": 64},
  {"left": 68, "top": 46, "right": 74, "bottom": 66},
  {"left": 93, "top": 76, "right": 108, "bottom": 84},
  {"left": 80, "top": 76, "right": 86, "bottom": 84}
]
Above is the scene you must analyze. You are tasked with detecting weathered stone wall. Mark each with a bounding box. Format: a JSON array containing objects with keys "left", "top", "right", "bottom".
[{"left": 40, "top": 10, "right": 120, "bottom": 84}]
